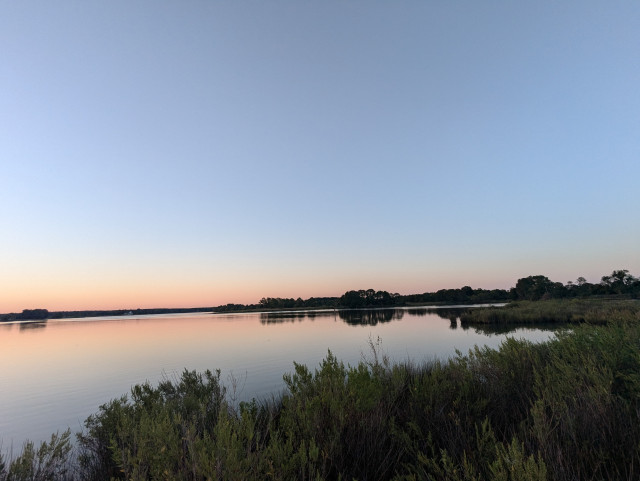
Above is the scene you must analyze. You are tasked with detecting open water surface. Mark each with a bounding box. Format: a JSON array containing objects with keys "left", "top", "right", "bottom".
[{"left": 0, "top": 307, "right": 554, "bottom": 447}]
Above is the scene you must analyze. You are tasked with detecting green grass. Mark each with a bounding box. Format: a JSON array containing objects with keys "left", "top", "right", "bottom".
[
  {"left": 4, "top": 319, "right": 640, "bottom": 480},
  {"left": 460, "top": 298, "right": 640, "bottom": 325}
]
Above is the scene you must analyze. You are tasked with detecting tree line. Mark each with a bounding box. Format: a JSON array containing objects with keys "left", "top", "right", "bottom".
[
  {"left": 257, "top": 269, "right": 640, "bottom": 309},
  {"left": 0, "top": 307, "right": 214, "bottom": 322},
  {"left": 512, "top": 269, "right": 640, "bottom": 300},
  {"left": 2, "top": 269, "right": 638, "bottom": 321}
]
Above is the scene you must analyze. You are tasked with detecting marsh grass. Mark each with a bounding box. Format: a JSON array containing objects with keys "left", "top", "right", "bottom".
[
  {"left": 4, "top": 320, "right": 640, "bottom": 480},
  {"left": 460, "top": 298, "right": 640, "bottom": 325}
]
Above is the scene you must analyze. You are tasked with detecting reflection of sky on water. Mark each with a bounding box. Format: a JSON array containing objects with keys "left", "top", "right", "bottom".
[{"left": 0, "top": 309, "right": 554, "bottom": 447}]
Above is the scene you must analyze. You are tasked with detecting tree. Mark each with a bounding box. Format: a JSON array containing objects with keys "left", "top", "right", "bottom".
[
  {"left": 339, "top": 290, "right": 366, "bottom": 308},
  {"left": 338, "top": 289, "right": 396, "bottom": 308},
  {"left": 513, "top": 276, "right": 564, "bottom": 301},
  {"left": 20, "top": 309, "right": 49, "bottom": 320},
  {"left": 601, "top": 270, "right": 639, "bottom": 295}
]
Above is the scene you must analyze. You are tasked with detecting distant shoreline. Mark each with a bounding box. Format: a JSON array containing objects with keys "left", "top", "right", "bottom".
[
  {"left": 3, "top": 269, "right": 638, "bottom": 322},
  {"left": 0, "top": 300, "right": 511, "bottom": 322}
]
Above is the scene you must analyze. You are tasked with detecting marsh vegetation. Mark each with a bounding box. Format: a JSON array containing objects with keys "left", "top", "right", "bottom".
[{"left": 461, "top": 298, "right": 640, "bottom": 325}]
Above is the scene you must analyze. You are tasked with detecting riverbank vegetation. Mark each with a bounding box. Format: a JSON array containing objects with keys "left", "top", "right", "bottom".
[
  {"left": 461, "top": 298, "right": 640, "bottom": 325},
  {"left": 3, "top": 318, "right": 640, "bottom": 480}
]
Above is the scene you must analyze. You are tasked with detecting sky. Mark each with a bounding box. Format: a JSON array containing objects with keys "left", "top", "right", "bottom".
[{"left": 1, "top": 1, "right": 639, "bottom": 312}]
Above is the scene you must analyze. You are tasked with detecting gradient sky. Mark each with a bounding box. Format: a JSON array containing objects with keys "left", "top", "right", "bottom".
[{"left": 1, "top": 2, "right": 639, "bottom": 312}]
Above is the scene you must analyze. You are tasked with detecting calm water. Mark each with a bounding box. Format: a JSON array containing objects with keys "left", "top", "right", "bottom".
[{"left": 0, "top": 307, "right": 554, "bottom": 447}]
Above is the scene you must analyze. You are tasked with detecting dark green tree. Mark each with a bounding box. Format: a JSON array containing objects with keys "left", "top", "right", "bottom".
[
  {"left": 513, "top": 276, "right": 565, "bottom": 300},
  {"left": 20, "top": 309, "right": 49, "bottom": 320},
  {"left": 601, "top": 269, "right": 639, "bottom": 295}
]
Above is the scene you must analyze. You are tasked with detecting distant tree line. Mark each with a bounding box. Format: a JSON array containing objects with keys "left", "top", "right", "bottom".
[
  {"left": 2, "top": 269, "right": 638, "bottom": 321},
  {"left": 0, "top": 307, "right": 215, "bottom": 322},
  {"left": 257, "top": 297, "right": 339, "bottom": 309},
  {"left": 215, "top": 303, "right": 261, "bottom": 313},
  {"left": 0, "top": 309, "right": 50, "bottom": 322},
  {"left": 400, "top": 286, "right": 510, "bottom": 306},
  {"left": 511, "top": 269, "right": 640, "bottom": 301},
  {"left": 337, "top": 286, "right": 513, "bottom": 308},
  {"left": 254, "top": 269, "right": 640, "bottom": 310}
]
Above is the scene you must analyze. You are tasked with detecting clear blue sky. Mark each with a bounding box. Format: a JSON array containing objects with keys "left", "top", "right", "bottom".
[{"left": 1, "top": 1, "right": 639, "bottom": 311}]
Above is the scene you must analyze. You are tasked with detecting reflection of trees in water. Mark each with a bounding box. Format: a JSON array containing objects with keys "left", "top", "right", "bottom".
[
  {"left": 462, "top": 322, "right": 562, "bottom": 336},
  {"left": 260, "top": 309, "right": 406, "bottom": 326},
  {"left": 260, "top": 309, "right": 410, "bottom": 326},
  {"left": 432, "top": 308, "right": 470, "bottom": 321},
  {"left": 260, "top": 312, "right": 311, "bottom": 324},
  {"left": 407, "top": 307, "right": 470, "bottom": 327},
  {"left": 19, "top": 321, "right": 48, "bottom": 331},
  {"left": 406, "top": 308, "right": 428, "bottom": 316},
  {"left": 338, "top": 309, "right": 405, "bottom": 326},
  {"left": 407, "top": 307, "right": 470, "bottom": 319},
  {"left": 259, "top": 307, "right": 505, "bottom": 328},
  {"left": 407, "top": 307, "right": 470, "bottom": 330}
]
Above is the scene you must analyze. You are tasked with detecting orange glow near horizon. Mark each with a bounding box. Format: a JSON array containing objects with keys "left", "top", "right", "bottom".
[
  {"left": 0, "top": 269, "right": 520, "bottom": 314},
  {"left": 3, "top": 257, "right": 628, "bottom": 314}
]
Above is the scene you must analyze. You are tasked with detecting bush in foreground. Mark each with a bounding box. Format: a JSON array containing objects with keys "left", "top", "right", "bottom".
[{"left": 0, "top": 430, "right": 72, "bottom": 481}]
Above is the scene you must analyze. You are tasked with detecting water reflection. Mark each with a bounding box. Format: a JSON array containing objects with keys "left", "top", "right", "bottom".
[
  {"left": 260, "top": 307, "right": 477, "bottom": 327},
  {"left": 0, "top": 320, "right": 49, "bottom": 331},
  {"left": 338, "top": 309, "right": 404, "bottom": 325},
  {"left": 0, "top": 305, "right": 558, "bottom": 340},
  {"left": 464, "top": 322, "right": 565, "bottom": 336},
  {"left": 19, "top": 321, "right": 48, "bottom": 331},
  {"left": 407, "top": 308, "right": 465, "bottom": 329},
  {"left": 260, "top": 311, "right": 317, "bottom": 323},
  {"left": 2, "top": 307, "right": 553, "bottom": 336},
  {"left": 260, "top": 309, "right": 407, "bottom": 326}
]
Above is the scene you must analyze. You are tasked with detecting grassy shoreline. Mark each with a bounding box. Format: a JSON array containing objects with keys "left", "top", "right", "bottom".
[
  {"left": 460, "top": 298, "right": 640, "bottom": 325},
  {"left": 3, "top": 315, "right": 640, "bottom": 480}
]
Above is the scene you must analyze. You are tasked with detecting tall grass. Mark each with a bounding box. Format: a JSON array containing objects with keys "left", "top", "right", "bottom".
[
  {"left": 4, "top": 320, "right": 640, "bottom": 480},
  {"left": 460, "top": 298, "right": 640, "bottom": 325}
]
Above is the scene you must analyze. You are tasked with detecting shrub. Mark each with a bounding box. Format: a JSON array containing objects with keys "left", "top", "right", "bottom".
[{"left": 0, "top": 430, "right": 71, "bottom": 481}]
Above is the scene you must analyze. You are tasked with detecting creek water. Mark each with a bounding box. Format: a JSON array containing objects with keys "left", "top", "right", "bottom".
[{"left": 0, "top": 307, "right": 554, "bottom": 448}]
